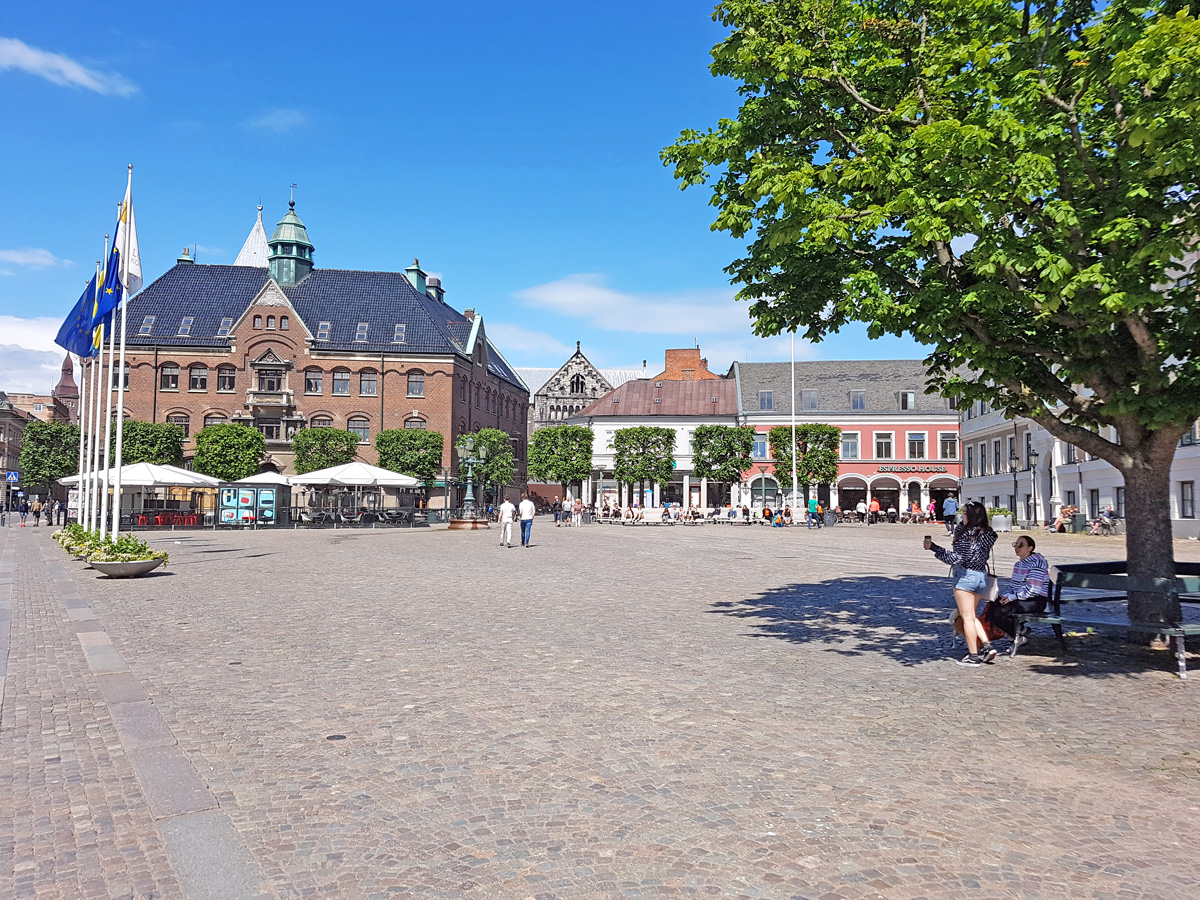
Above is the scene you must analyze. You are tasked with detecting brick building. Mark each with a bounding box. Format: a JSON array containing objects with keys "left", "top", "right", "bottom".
[
  {"left": 108, "top": 202, "right": 529, "bottom": 493},
  {"left": 6, "top": 354, "right": 79, "bottom": 424},
  {"left": 652, "top": 347, "right": 720, "bottom": 381}
]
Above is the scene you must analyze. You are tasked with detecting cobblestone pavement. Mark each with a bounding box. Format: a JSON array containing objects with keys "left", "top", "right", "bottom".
[{"left": 3, "top": 519, "right": 1200, "bottom": 900}]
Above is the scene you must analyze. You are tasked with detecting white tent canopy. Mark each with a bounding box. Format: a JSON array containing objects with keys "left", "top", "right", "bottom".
[
  {"left": 59, "top": 462, "right": 220, "bottom": 488},
  {"left": 234, "top": 471, "right": 293, "bottom": 486},
  {"left": 288, "top": 461, "right": 421, "bottom": 487}
]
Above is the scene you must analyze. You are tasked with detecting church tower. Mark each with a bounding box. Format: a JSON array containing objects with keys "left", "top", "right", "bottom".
[{"left": 267, "top": 198, "right": 315, "bottom": 285}]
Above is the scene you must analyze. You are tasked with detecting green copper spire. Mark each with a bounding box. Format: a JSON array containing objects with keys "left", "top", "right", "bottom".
[{"left": 268, "top": 198, "right": 315, "bottom": 284}]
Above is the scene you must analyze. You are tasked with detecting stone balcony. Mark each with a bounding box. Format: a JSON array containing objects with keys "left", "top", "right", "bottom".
[{"left": 244, "top": 388, "right": 295, "bottom": 410}]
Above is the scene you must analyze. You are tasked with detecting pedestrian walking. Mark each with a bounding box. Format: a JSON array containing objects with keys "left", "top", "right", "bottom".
[
  {"left": 561, "top": 496, "right": 572, "bottom": 527},
  {"left": 18, "top": 499, "right": 29, "bottom": 527},
  {"left": 942, "top": 495, "right": 959, "bottom": 534},
  {"left": 519, "top": 493, "right": 536, "bottom": 547},
  {"left": 855, "top": 499, "right": 867, "bottom": 525},
  {"left": 497, "top": 496, "right": 516, "bottom": 547},
  {"left": 31, "top": 498, "right": 42, "bottom": 526},
  {"left": 925, "top": 501, "right": 999, "bottom": 667},
  {"left": 807, "top": 496, "right": 821, "bottom": 529},
  {"left": 572, "top": 497, "right": 583, "bottom": 527},
  {"left": 868, "top": 496, "right": 880, "bottom": 525}
]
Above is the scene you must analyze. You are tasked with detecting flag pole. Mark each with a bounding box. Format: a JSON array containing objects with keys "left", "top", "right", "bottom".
[
  {"left": 111, "top": 165, "right": 134, "bottom": 540},
  {"left": 89, "top": 238, "right": 109, "bottom": 533},
  {"left": 74, "top": 348, "right": 87, "bottom": 526},
  {"left": 790, "top": 331, "right": 798, "bottom": 511},
  {"left": 99, "top": 228, "right": 118, "bottom": 541}
]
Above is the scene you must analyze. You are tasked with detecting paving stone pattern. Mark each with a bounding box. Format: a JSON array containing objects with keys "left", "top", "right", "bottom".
[{"left": 3, "top": 520, "right": 1200, "bottom": 899}]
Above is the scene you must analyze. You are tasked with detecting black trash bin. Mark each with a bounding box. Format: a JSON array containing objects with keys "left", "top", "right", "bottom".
[{"left": 824, "top": 511, "right": 837, "bottom": 526}]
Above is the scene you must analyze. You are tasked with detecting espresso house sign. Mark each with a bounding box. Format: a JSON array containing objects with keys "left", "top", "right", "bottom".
[{"left": 875, "top": 465, "right": 950, "bottom": 474}]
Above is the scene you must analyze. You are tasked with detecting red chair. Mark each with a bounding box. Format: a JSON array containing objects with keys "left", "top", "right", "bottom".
[
  {"left": 155, "top": 514, "right": 169, "bottom": 526},
  {"left": 137, "top": 514, "right": 149, "bottom": 526}
]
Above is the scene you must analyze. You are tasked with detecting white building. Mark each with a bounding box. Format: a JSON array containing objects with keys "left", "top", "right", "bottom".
[{"left": 958, "top": 402, "right": 1200, "bottom": 538}]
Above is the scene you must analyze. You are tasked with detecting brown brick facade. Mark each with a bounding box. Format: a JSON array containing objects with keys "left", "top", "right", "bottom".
[{"left": 651, "top": 348, "right": 720, "bottom": 382}]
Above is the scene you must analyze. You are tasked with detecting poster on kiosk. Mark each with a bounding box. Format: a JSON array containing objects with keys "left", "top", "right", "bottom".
[{"left": 219, "top": 486, "right": 279, "bottom": 526}]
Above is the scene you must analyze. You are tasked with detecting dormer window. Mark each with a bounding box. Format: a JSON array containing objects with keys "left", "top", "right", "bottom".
[
  {"left": 138, "top": 315, "right": 155, "bottom": 335},
  {"left": 253, "top": 315, "right": 263, "bottom": 329},
  {"left": 216, "top": 317, "right": 233, "bottom": 336},
  {"left": 393, "top": 324, "right": 407, "bottom": 343},
  {"left": 316, "top": 321, "right": 331, "bottom": 340},
  {"left": 178, "top": 316, "right": 194, "bottom": 336},
  {"left": 355, "top": 322, "right": 369, "bottom": 342}
]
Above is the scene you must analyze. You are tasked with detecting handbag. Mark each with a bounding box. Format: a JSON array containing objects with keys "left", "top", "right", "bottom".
[{"left": 982, "top": 546, "right": 1000, "bottom": 602}]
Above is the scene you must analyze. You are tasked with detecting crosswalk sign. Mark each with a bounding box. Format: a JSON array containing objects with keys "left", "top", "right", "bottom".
[{"left": 5, "top": 471, "right": 18, "bottom": 483}]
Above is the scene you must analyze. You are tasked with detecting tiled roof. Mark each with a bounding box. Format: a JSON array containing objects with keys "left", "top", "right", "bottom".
[
  {"left": 124, "top": 264, "right": 524, "bottom": 389},
  {"left": 578, "top": 377, "right": 739, "bottom": 417},
  {"left": 516, "top": 367, "right": 642, "bottom": 396},
  {"left": 733, "top": 360, "right": 951, "bottom": 415}
]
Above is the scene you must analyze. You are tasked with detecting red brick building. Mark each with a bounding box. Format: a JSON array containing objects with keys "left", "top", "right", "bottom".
[{"left": 108, "top": 203, "right": 528, "bottom": 494}]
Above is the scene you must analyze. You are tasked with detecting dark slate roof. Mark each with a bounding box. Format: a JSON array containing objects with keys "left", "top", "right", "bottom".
[
  {"left": 578, "top": 378, "right": 739, "bottom": 417},
  {"left": 733, "top": 360, "right": 951, "bottom": 415},
  {"left": 124, "top": 264, "right": 524, "bottom": 389}
]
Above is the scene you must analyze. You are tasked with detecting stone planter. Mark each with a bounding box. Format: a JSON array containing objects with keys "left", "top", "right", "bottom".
[
  {"left": 991, "top": 515, "right": 1013, "bottom": 532},
  {"left": 89, "top": 558, "right": 165, "bottom": 578}
]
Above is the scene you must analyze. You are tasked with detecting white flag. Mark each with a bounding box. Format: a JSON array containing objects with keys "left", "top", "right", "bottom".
[{"left": 116, "top": 174, "right": 142, "bottom": 295}]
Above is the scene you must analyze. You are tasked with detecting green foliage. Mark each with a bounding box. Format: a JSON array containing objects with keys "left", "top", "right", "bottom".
[
  {"left": 987, "top": 507, "right": 1014, "bottom": 519},
  {"left": 53, "top": 524, "right": 167, "bottom": 563},
  {"left": 527, "top": 425, "right": 594, "bottom": 488},
  {"left": 376, "top": 428, "right": 445, "bottom": 483},
  {"left": 291, "top": 427, "right": 359, "bottom": 474},
  {"left": 690, "top": 425, "right": 755, "bottom": 485},
  {"left": 612, "top": 426, "right": 676, "bottom": 487},
  {"left": 193, "top": 423, "right": 265, "bottom": 482},
  {"left": 111, "top": 420, "right": 184, "bottom": 466},
  {"left": 18, "top": 420, "right": 79, "bottom": 489},
  {"left": 664, "top": 0, "right": 1200, "bottom": 461},
  {"left": 767, "top": 424, "right": 842, "bottom": 492},
  {"left": 455, "top": 428, "right": 515, "bottom": 489}
]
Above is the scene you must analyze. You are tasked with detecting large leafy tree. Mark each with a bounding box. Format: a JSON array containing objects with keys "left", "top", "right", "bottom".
[
  {"left": 527, "top": 425, "right": 594, "bottom": 493},
  {"left": 376, "top": 428, "right": 445, "bottom": 483},
  {"left": 291, "top": 427, "right": 359, "bottom": 475},
  {"left": 110, "top": 420, "right": 184, "bottom": 467},
  {"left": 665, "top": 0, "right": 1200, "bottom": 621},
  {"left": 612, "top": 426, "right": 677, "bottom": 499},
  {"left": 18, "top": 421, "right": 79, "bottom": 490},
  {"left": 768, "top": 424, "right": 842, "bottom": 496},
  {"left": 193, "top": 423, "right": 265, "bottom": 482},
  {"left": 690, "top": 425, "right": 754, "bottom": 500},
  {"left": 455, "top": 428, "right": 515, "bottom": 496}
]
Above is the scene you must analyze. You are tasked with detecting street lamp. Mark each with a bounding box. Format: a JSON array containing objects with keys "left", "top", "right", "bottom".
[
  {"left": 1028, "top": 447, "right": 1040, "bottom": 526},
  {"left": 1008, "top": 453, "right": 1021, "bottom": 524},
  {"left": 457, "top": 436, "right": 487, "bottom": 519}
]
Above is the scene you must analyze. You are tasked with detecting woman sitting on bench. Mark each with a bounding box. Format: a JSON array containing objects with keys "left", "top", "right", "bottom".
[{"left": 984, "top": 535, "right": 1050, "bottom": 647}]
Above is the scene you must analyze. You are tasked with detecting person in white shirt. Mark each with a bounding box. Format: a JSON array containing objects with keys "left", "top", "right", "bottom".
[
  {"left": 855, "top": 499, "right": 868, "bottom": 525},
  {"left": 561, "top": 496, "right": 573, "bottom": 527},
  {"left": 518, "top": 493, "right": 536, "bottom": 547},
  {"left": 498, "top": 497, "right": 516, "bottom": 548}
]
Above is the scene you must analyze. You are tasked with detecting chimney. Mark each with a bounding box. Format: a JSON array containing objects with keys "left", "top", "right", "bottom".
[
  {"left": 426, "top": 275, "right": 445, "bottom": 304},
  {"left": 405, "top": 258, "right": 427, "bottom": 294},
  {"left": 464, "top": 308, "right": 475, "bottom": 321},
  {"left": 176, "top": 247, "right": 194, "bottom": 265}
]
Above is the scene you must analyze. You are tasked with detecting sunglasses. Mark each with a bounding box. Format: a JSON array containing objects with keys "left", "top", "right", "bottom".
[{"left": 1012, "top": 541, "right": 1028, "bottom": 548}]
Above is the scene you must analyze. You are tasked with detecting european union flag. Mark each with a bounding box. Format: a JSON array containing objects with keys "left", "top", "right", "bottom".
[
  {"left": 54, "top": 275, "right": 100, "bottom": 359},
  {"left": 91, "top": 242, "right": 124, "bottom": 332}
]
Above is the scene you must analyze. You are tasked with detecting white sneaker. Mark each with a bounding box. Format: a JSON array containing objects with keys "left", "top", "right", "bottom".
[{"left": 1014, "top": 634, "right": 1029, "bottom": 649}]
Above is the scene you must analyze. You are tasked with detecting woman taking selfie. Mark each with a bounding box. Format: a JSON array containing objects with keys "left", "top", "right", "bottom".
[{"left": 924, "top": 501, "right": 999, "bottom": 667}]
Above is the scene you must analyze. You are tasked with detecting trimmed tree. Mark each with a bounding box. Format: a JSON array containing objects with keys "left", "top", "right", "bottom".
[
  {"left": 110, "top": 420, "right": 184, "bottom": 467},
  {"left": 193, "top": 424, "right": 266, "bottom": 482},
  {"left": 291, "top": 427, "right": 359, "bottom": 475},
  {"left": 768, "top": 425, "right": 842, "bottom": 499},
  {"left": 527, "top": 424, "right": 594, "bottom": 495},
  {"left": 376, "top": 428, "right": 445, "bottom": 483},
  {"left": 690, "top": 425, "right": 754, "bottom": 504},
  {"left": 18, "top": 421, "right": 79, "bottom": 491},
  {"left": 664, "top": 0, "right": 1200, "bottom": 622},
  {"left": 455, "top": 428, "right": 515, "bottom": 499},
  {"left": 612, "top": 426, "right": 676, "bottom": 502}
]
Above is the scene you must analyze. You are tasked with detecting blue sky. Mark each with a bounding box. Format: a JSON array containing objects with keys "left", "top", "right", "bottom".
[{"left": 0, "top": 1, "right": 924, "bottom": 393}]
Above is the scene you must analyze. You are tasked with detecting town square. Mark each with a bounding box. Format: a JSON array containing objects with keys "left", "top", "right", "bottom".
[{"left": 4, "top": 1, "right": 1200, "bottom": 898}]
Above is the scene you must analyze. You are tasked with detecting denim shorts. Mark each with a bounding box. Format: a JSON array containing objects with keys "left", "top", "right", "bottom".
[{"left": 951, "top": 566, "right": 987, "bottom": 594}]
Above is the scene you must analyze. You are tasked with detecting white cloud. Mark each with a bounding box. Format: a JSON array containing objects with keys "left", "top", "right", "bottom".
[
  {"left": 0, "top": 344, "right": 64, "bottom": 393},
  {"left": 484, "top": 322, "right": 572, "bottom": 359},
  {"left": 0, "top": 248, "right": 71, "bottom": 268},
  {"left": 247, "top": 108, "right": 307, "bottom": 133},
  {"left": 0, "top": 37, "right": 137, "bottom": 96},
  {"left": 514, "top": 274, "right": 754, "bottom": 335},
  {"left": 0, "top": 315, "right": 61, "bottom": 353}
]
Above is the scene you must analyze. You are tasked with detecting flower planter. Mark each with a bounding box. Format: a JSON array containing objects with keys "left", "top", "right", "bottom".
[
  {"left": 991, "top": 515, "right": 1013, "bottom": 532},
  {"left": 89, "top": 559, "right": 165, "bottom": 578}
]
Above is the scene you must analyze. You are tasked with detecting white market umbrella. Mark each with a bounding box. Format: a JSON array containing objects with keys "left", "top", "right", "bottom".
[
  {"left": 234, "top": 471, "right": 293, "bottom": 486},
  {"left": 288, "top": 461, "right": 421, "bottom": 487},
  {"left": 59, "top": 462, "right": 220, "bottom": 488}
]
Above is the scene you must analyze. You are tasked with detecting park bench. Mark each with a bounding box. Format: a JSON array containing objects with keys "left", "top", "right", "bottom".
[{"left": 1011, "top": 561, "right": 1200, "bottom": 678}]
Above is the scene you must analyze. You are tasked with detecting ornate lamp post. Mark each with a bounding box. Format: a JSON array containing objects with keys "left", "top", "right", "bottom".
[
  {"left": 1028, "top": 447, "right": 1040, "bottom": 526},
  {"left": 457, "top": 436, "right": 487, "bottom": 520},
  {"left": 1008, "top": 452, "right": 1021, "bottom": 524}
]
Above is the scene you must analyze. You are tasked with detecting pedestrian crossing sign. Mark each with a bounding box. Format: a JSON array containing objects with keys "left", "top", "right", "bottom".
[{"left": 5, "top": 471, "right": 18, "bottom": 483}]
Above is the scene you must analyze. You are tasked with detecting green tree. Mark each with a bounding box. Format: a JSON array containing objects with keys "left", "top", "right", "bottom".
[
  {"left": 376, "top": 428, "right": 445, "bottom": 483},
  {"left": 612, "top": 426, "right": 676, "bottom": 500},
  {"left": 18, "top": 421, "right": 79, "bottom": 490},
  {"left": 527, "top": 425, "right": 594, "bottom": 493},
  {"left": 665, "top": 0, "right": 1200, "bottom": 622},
  {"left": 690, "top": 425, "right": 754, "bottom": 501},
  {"left": 110, "top": 420, "right": 184, "bottom": 466},
  {"left": 193, "top": 423, "right": 265, "bottom": 482},
  {"left": 768, "top": 425, "right": 842, "bottom": 497},
  {"left": 291, "top": 427, "right": 359, "bottom": 475},
  {"left": 455, "top": 428, "right": 515, "bottom": 497}
]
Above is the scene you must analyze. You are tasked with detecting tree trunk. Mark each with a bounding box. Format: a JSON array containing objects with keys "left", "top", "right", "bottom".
[{"left": 1120, "top": 446, "right": 1181, "bottom": 624}]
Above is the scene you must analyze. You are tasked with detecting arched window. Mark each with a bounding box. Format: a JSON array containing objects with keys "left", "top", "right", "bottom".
[
  {"left": 404, "top": 417, "right": 426, "bottom": 430},
  {"left": 217, "top": 366, "right": 236, "bottom": 391},
  {"left": 160, "top": 364, "right": 179, "bottom": 390},
  {"left": 460, "top": 376, "right": 467, "bottom": 401},
  {"left": 309, "top": 416, "right": 333, "bottom": 428},
  {"left": 332, "top": 368, "right": 351, "bottom": 395},
  {"left": 253, "top": 315, "right": 262, "bottom": 328},
  {"left": 111, "top": 362, "right": 130, "bottom": 389},
  {"left": 189, "top": 365, "right": 208, "bottom": 391},
  {"left": 266, "top": 315, "right": 276, "bottom": 329},
  {"left": 347, "top": 417, "right": 370, "bottom": 443},
  {"left": 359, "top": 369, "right": 378, "bottom": 396},
  {"left": 166, "top": 413, "right": 190, "bottom": 437},
  {"left": 570, "top": 373, "right": 585, "bottom": 393},
  {"left": 203, "top": 413, "right": 227, "bottom": 428},
  {"left": 280, "top": 315, "right": 289, "bottom": 330},
  {"left": 304, "top": 368, "right": 323, "bottom": 394},
  {"left": 475, "top": 384, "right": 481, "bottom": 408},
  {"left": 407, "top": 372, "right": 424, "bottom": 397}
]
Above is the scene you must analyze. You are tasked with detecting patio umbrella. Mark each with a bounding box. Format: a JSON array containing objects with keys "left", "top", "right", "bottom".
[
  {"left": 59, "top": 462, "right": 220, "bottom": 488},
  {"left": 288, "top": 462, "right": 420, "bottom": 487},
  {"left": 234, "top": 471, "right": 293, "bottom": 486}
]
